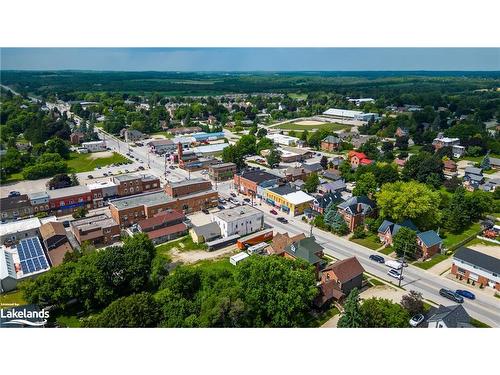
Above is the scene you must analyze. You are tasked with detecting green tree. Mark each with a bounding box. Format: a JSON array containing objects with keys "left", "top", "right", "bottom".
[
  {"left": 222, "top": 144, "right": 245, "bottom": 170},
  {"left": 402, "top": 152, "right": 444, "bottom": 186},
  {"left": 236, "top": 256, "right": 318, "bottom": 327},
  {"left": 45, "top": 137, "right": 70, "bottom": 159},
  {"left": 376, "top": 181, "right": 442, "bottom": 230},
  {"left": 303, "top": 172, "right": 320, "bottom": 193},
  {"left": 256, "top": 127, "right": 267, "bottom": 139},
  {"left": 360, "top": 298, "right": 410, "bottom": 328},
  {"left": 320, "top": 155, "right": 328, "bottom": 170},
  {"left": 72, "top": 206, "right": 88, "bottom": 219},
  {"left": 444, "top": 187, "right": 470, "bottom": 233},
  {"left": 266, "top": 147, "right": 281, "bottom": 168},
  {"left": 392, "top": 227, "right": 418, "bottom": 259},
  {"left": 480, "top": 152, "right": 491, "bottom": 171},
  {"left": 83, "top": 293, "right": 160, "bottom": 328},
  {"left": 337, "top": 288, "right": 363, "bottom": 328},
  {"left": 400, "top": 290, "right": 424, "bottom": 316},
  {"left": 353, "top": 172, "right": 377, "bottom": 197}
]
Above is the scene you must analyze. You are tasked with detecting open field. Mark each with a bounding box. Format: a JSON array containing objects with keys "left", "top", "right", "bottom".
[
  {"left": 275, "top": 122, "right": 350, "bottom": 132},
  {"left": 67, "top": 151, "right": 132, "bottom": 173},
  {"left": 294, "top": 120, "right": 326, "bottom": 126}
]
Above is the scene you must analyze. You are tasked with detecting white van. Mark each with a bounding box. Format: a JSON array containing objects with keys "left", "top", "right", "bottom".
[{"left": 385, "top": 260, "right": 403, "bottom": 270}]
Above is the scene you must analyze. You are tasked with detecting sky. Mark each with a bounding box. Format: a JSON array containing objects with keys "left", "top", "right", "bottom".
[{"left": 1, "top": 48, "right": 499, "bottom": 71}]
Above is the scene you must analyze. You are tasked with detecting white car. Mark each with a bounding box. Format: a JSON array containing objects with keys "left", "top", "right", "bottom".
[
  {"left": 387, "top": 268, "right": 403, "bottom": 280},
  {"left": 409, "top": 314, "right": 425, "bottom": 327}
]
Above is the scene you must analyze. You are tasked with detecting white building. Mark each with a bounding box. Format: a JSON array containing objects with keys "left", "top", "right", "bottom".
[
  {"left": 266, "top": 133, "right": 300, "bottom": 146},
  {"left": 212, "top": 205, "right": 264, "bottom": 238},
  {"left": 82, "top": 140, "right": 107, "bottom": 152},
  {"left": 322, "top": 108, "right": 379, "bottom": 121},
  {"left": 0, "top": 216, "right": 56, "bottom": 246},
  {"left": 229, "top": 252, "right": 250, "bottom": 266},
  {"left": 348, "top": 98, "right": 375, "bottom": 106}
]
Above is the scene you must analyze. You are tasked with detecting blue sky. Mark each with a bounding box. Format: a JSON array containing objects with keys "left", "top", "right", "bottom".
[{"left": 1, "top": 48, "right": 499, "bottom": 71}]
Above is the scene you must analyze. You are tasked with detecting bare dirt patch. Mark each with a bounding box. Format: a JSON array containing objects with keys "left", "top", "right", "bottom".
[
  {"left": 88, "top": 151, "right": 114, "bottom": 160},
  {"left": 170, "top": 245, "right": 238, "bottom": 264},
  {"left": 294, "top": 120, "right": 326, "bottom": 126}
]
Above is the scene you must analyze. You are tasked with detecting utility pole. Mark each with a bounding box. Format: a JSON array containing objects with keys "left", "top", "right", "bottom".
[{"left": 399, "top": 243, "right": 407, "bottom": 287}]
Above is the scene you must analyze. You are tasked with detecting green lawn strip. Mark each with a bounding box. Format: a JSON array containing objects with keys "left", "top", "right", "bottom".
[
  {"left": 461, "top": 153, "right": 500, "bottom": 164},
  {"left": 192, "top": 258, "right": 236, "bottom": 273},
  {"left": 413, "top": 254, "right": 449, "bottom": 270},
  {"left": 466, "top": 237, "right": 498, "bottom": 247},
  {"left": 484, "top": 169, "right": 496, "bottom": 174},
  {"left": 276, "top": 122, "right": 349, "bottom": 132},
  {"left": 350, "top": 234, "right": 382, "bottom": 250},
  {"left": 441, "top": 222, "right": 481, "bottom": 250},
  {"left": 4, "top": 171, "right": 24, "bottom": 183},
  {"left": 379, "top": 246, "right": 394, "bottom": 255},
  {"left": 368, "top": 278, "right": 384, "bottom": 286},
  {"left": 306, "top": 306, "right": 340, "bottom": 327},
  {"left": 0, "top": 289, "right": 26, "bottom": 307},
  {"left": 155, "top": 235, "right": 207, "bottom": 256},
  {"left": 470, "top": 318, "right": 491, "bottom": 328},
  {"left": 66, "top": 152, "right": 132, "bottom": 173}
]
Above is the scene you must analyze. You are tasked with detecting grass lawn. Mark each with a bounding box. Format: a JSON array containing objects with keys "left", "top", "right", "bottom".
[
  {"left": 193, "top": 258, "right": 236, "bottom": 273},
  {"left": 307, "top": 306, "right": 340, "bottom": 327},
  {"left": 368, "top": 278, "right": 384, "bottom": 286},
  {"left": 276, "top": 122, "right": 350, "bottom": 132},
  {"left": 287, "top": 93, "right": 308, "bottom": 100},
  {"left": 4, "top": 171, "right": 24, "bottom": 183},
  {"left": 0, "top": 289, "right": 26, "bottom": 307},
  {"left": 407, "top": 145, "right": 422, "bottom": 154},
  {"left": 466, "top": 237, "right": 498, "bottom": 247},
  {"left": 56, "top": 315, "right": 82, "bottom": 328},
  {"left": 156, "top": 235, "right": 207, "bottom": 257},
  {"left": 413, "top": 254, "right": 449, "bottom": 270},
  {"left": 150, "top": 131, "right": 174, "bottom": 139},
  {"left": 66, "top": 151, "right": 132, "bottom": 173},
  {"left": 470, "top": 318, "right": 491, "bottom": 328},
  {"left": 379, "top": 246, "right": 394, "bottom": 255},
  {"left": 350, "top": 234, "right": 382, "bottom": 250},
  {"left": 461, "top": 153, "right": 500, "bottom": 164},
  {"left": 484, "top": 169, "right": 496, "bottom": 174},
  {"left": 441, "top": 222, "right": 481, "bottom": 249}
]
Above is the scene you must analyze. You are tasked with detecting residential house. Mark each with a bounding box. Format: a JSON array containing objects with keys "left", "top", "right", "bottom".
[
  {"left": 479, "top": 178, "right": 499, "bottom": 192},
  {"left": 302, "top": 162, "right": 324, "bottom": 175},
  {"left": 322, "top": 169, "right": 342, "bottom": 181},
  {"left": 443, "top": 160, "right": 458, "bottom": 175},
  {"left": 452, "top": 145, "right": 466, "bottom": 158},
  {"left": 451, "top": 247, "right": 500, "bottom": 291},
  {"left": 337, "top": 196, "right": 376, "bottom": 231},
  {"left": 395, "top": 127, "right": 409, "bottom": 138},
  {"left": 321, "top": 135, "right": 341, "bottom": 152},
  {"left": 318, "top": 180, "right": 346, "bottom": 194},
  {"left": 377, "top": 219, "right": 419, "bottom": 246},
  {"left": 348, "top": 150, "right": 373, "bottom": 169},
  {"left": 282, "top": 236, "right": 325, "bottom": 275},
  {"left": 190, "top": 222, "right": 221, "bottom": 244},
  {"left": 70, "top": 132, "right": 85, "bottom": 145},
  {"left": 463, "top": 167, "right": 484, "bottom": 191},
  {"left": 490, "top": 157, "right": 500, "bottom": 171},
  {"left": 283, "top": 166, "right": 309, "bottom": 182},
  {"left": 426, "top": 305, "right": 472, "bottom": 328},
  {"left": 120, "top": 128, "right": 144, "bottom": 142},
  {"left": 432, "top": 136, "right": 460, "bottom": 150},
  {"left": 267, "top": 232, "right": 306, "bottom": 255},
  {"left": 309, "top": 191, "right": 344, "bottom": 215}
]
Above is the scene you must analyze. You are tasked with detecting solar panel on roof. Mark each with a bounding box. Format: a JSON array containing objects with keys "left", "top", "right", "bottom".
[
  {"left": 18, "top": 246, "right": 25, "bottom": 261},
  {"left": 33, "top": 257, "right": 41, "bottom": 271},
  {"left": 39, "top": 257, "right": 48, "bottom": 269},
  {"left": 27, "top": 259, "right": 35, "bottom": 273},
  {"left": 20, "top": 261, "right": 29, "bottom": 274},
  {"left": 17, "top": 238, "right": 50, "bottom": 274}
]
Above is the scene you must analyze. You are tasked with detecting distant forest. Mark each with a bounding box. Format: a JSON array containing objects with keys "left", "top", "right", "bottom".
[{"left": 1, "top": 71, "right": 499, "bottom": 99}]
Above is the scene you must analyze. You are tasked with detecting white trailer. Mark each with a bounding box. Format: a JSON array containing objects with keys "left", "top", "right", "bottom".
[{"left": 230, "top": 252, "right": 250, "bottom": 266}]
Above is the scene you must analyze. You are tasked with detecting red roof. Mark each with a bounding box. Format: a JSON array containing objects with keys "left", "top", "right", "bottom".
[
  {"left": 359, "top": 158, "right": 373, "bottom": 165},
  {"left": 348, "top": 150, "right": 368, "bottom": 160},
  {"left": 138, "top": 210, "right": 185, "bottom": 231},
  {"left": 146, "top": 223, "right": 188, "bottom": 240}
]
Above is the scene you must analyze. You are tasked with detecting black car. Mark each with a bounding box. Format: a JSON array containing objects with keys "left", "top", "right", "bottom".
[
  {"left": 243, "top": 198, "right": 251, "bottom": 203},
  {"left": 277, "top": 217, "right": 288, "bottom": 224},
  {"left": 62, "top": 220, "right": 71, "bottom": 228},
  {"left": 202, "top": 208, "right": 210, "bottom": 214},
  {"left": 369, "top": 254, "right": 385, "bottom": 264},
  {"left": 439, "top": 288, "right": 464, "bottom": 303},
  {"left": 8, "top": 191, "right": 21, "bottom": 197},
  {"left": 230, "top": 193, "right": 236, "bottom": 198},
  {"left": 217, "top": 205, "right": 225, "bottom": 210}
]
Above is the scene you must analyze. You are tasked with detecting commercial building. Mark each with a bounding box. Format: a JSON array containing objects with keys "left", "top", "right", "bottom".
[
  {"left": 136, "top": 210, "right": 188, "bottom": 245},
  {"left": 266, "top": 133, "right": 300, "bottom": 146},
  {"left": 109, "top": 190, "right": 218, "bottom": 227},
  {"left": 112, "top": 174, "right": 161, "bottom": 197},
  {"left": 0, "top": 237, "right": 51, "bottom": 293},
  {"left": 234, "top": 169, "right": 282, "bottom": 197},
  {"left": 348, "top": 98, "right": 375, "bottom": 106},
  {"left": 212, "top": 205, "right": 264, "bottom": 238},
  {"left": 39, "top": 221, "right": 72, "bottom": 267},
  {"left": 120, "top": 128, "right": 143, "bottom": 142},
  {"left": 279, "top": 146, "right": 314, "bottom": 163},
  {"left": 147, "top": 139, "right": 176, "bottom": 155},
  {"left": 432, "top": 136, "right": 460, "bottom": 150},
  {"left": 48, "top": 185, "right": 93, "bottom": 215},
  {"left": 164, "top": 178, "right": 212, "bottom": 198},
  {"left": 209, "top": 163, "right": 237, "bottom": 181},
  {"left": 265, "top": 184, "right": 314, "bottom": 216},
  {"left": 0, "top": 194, "right": 33, "bottom": 221},
  {"left": 88, "top": 180, "right": 119, "bottom": 207},
  {"left": 192, "top": 143, "right": 229, "bottom": 157},
  {"left": 70, "top": 214, "right": 120, "bottom": 246},
  {"left": 451, "top": 247, "right": 500, "bottom": 291},
  {"left": 28, "top": 191, "right": 50, "bottom": 214},
  {"left": 168, "top": 126, "right": 202, "bottom": 136},
  {"left": 190, "top": 132, "right": 225, "bottom": 142},
  {"left": 82, "top": 140, "right": 107, "bottom": 152},
  {"left": 322, "top": 108, "right": 379, "bottom": 121},
  {"left": 0, "top": 217, "right": 56, "bottom": 246}
]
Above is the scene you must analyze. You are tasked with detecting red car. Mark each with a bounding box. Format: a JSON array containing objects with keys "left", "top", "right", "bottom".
[{"left": 270, "top": 209, "right": 278, "bottom": 215}]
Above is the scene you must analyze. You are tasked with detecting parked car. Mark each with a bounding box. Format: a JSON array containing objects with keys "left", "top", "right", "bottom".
[
  {"left": 387, "top": 268, "right": 403, "bottom": 280},
  {"left": 277, "top": 217, "right": 288, "bottom": 224},
  {"left": 62, "top": 221, "right": 70, "bottom": 228},
  {"left": 269, "top": 209, "right": 278, "bottom": 215},
  {"left": 138, "top": 166, "right": 145, "bottom": 170},
  {"left": 369, "top": 254, "right": 385, "bottom": 264},
  {"left": 87, "top": 175, "right": 93, "bottom": 179},
  {"left": 230, "top": 193, "right": 236, "bottom": 198},
  {"left": 217, "top": 205, "right": 225, "bottom": 210},
  {"left": 169, "top": 166, "right": 176, "bottom": 170},
  {"left": 243, "top": 198, "right": 251, "bottom": 203},
  {"left": 202, "top": 208, "right": 210, "bottom": 214},
  {"left": 8, "top": 191, "right": 21, "bottom": 197},
  {"left": 439, "top": 288, "right": 464, "bottom": 303},
  {"left": 409, "top": 314, "right": 425, "bottom": 327},
  {"left": 103, "top": 173, "right": 108, "bottom": 177},
  {"left": 455, "top": 290, "right": 475, "bottom": 300},
  {"left": 125, "top": 169, "right": 129, "bottom": 173}
]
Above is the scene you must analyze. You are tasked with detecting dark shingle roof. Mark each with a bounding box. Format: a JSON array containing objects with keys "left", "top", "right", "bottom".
[
  {"left": 313, "top": 192, "right": 343, "bottom": 209},
  {"left": 417, "top": 230, "right": 442, "bottom": 247},
  {"left": 427, "top": 305, "right": 471, "bottom": 328},
  {"left": 322, "top": 135, "right": 340, "bottom": 144},
  {"left": 324, "top": 257, "right": 365, "bottom": 283},
  {"left": 284, "top": 236, "right": 324, "bottom": 264},
  {"left": 302, "top": 163, "right": 323, "bottom": 173},
  {"left": 0, "top": 194, "right": 31, "bottom": 211},
  {"left": 268, "top": 184, "right": 297, "bottom": 196},
  {"left": 239, "top": 169, "right": 280, "bottom": 184},
  {"left": 337, "top": 196, "right": 375, "bottom": 215},
  {"left": 454, "top": 247, "right": 500, "bottom": 275},
  {"left": 464, "top": 166, "right": 483, "bottom": 176}
]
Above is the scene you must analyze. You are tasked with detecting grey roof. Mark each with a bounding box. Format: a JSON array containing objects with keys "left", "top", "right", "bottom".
[
  {"left": 378, "top": 219, "right": 419, "bottom": 236},
  {"left": 417, "top": 230, "right": 442, "bottom": 247},
  {"left": 322, "top": 170, "right": 341, "bottom": 180},
  {"left": 284, "top": 236, "right": 324, "bottom": 264},
  {"left": 268, "top": 183, "right": 298, "bottom": 196},
  {"left": 489, "top": 157, "right": 500, "bottom": 166},
  {"left": 302, "top": 163, "right": 323, "bottom": 173},
  {"left": 464, "top": 167, "right": 483, "bottom": 176},
  {"left": 210, "top": 162, "right": 236, "bottom": 170},
  {"left": 47, "top": 185, "right": 90, "bottom": 199},
  {"left": 454, "top": 247, "right": 500, "bottom": 275},
  {"left": 167, "top": 178, "right": 207, "bottom": 188},
  {"left": 0, "top": 194, "right": 31, "bottom": 210},
  {"left": 322, "top": 135, "right": 340, "bottom": 143},
  {"left": 320, "top": 180, "right": 346, "bottom": 192},
  {"left": 337, "top": 196, "right": 375, "bottom": 215},
  {"left": 313, "top": 192, "right": 343, "bottom": 209},
  {"left": 378, "top": 220, "right": 394, "bottom": 234},
  {"left": 293, "top": 179, "right": 305, "bottom": 187},
  {"left": 109, "top": 191, "right": 171, "bottom": 210},
  {"left": 113, "top": 173, "right": 157, "bottom": 183},
  {"left": 238, "top": 169, "right": 280, "bottom": 184},
  {"left": 28, "top": 191, "right": 50, "bottom": 200},
  {"left": 466, "top": 174, "right": 484, "bottom": 182},
  {"left": 212, "top": 205, "right": 262, "bottom": 222},
  {"left": 191, "top": 222, "right": 220, "bottom": 240},
  {"left": 427, "top": 305, "right": 471, "bottom": 328}
]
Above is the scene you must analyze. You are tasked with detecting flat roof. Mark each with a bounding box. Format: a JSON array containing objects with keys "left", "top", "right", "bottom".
[
  {"left": 230, "top": 252, "right": 250, "bottom": 262},
  {"left": 323, "top": 108, "right": 363, "bottom": 117},
  {"left": 210, "top": 162, "right": 236, "bottom": 169},
  {"left": 282, "top": 191, "right": 315, "bottom": 205},
  {"left": 192, "top": 143, "right": 229, "bottom": 153},
  {"left": 48, "top": 185, "right": 90, "bottom": 199},
  {"left": 213, "top": 205, "right": 262, "bottom": 222},
  {"left": 71, "top": 214, "right": 118, "bottom": 231},
  {"left": 0, "top": 218, "right": 41, "bottom": 237},
  {"left": 167, "top": 178, "right": 208, "bottom": 188},
  {"left": 82, "top": 140, "right": 105, "bottom": 145},
  {"left": 237, "top": 169, "right": 280, "bottom": 184},
  {"left": 110, "top": 191, "right": 171, "bottom": 210},
  {"left": 87, "top": 180, "right": 118, "bottom": 190}
]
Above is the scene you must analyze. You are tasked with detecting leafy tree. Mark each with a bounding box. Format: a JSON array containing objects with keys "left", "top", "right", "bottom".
[
  {"left": 400, "top": 290, "right": 424, "bottom": 316},
  {"left": 304, "top": 172, "right": 320, "bottom": 193},
  {"left": 222, "top": 144, "right": 245, "bottom": 170},
  {"left": 237, "top": 134, "right": 257, "bottom": 156},
  {"left": 395, "top": 136, "right": 409, "bottom": 150},
  {"left": 47, "top": 173, "right": 72, "bottom": 190},
  {"left": 465, "top": 190, "right": 493, "bottom": 222},
  {"left": 444, "top": 187, "right": 470, "bottom": 232},
  {"left": 480, "top": 152, "right": 491, "bottom": 170},
  {"left": 256, "top": 137, "right": 274, "bottom": 153},
  {"left": 376, "top": 181, "right": 442, "bottom": 230},
  {"left": 236, "top": 256, "right": 318, "bottom": 327},
  {"left": 392, "top": 227, "right": 418, "bottom": 259},
  {"left": 45, "top": 137, "right": 70, "bottom": 159},
  {"left": 352, "top": 226, "right": 366, "bottom": 239},
  {"left": 402, "top": 152, "right": 444, "bottom": 186},
  {"left": 353, "top": 172, "right": 377, "bottom": 197},
  {"left": 300, "top": 129, "right": 309, "bottom": 142},
  {"left": 256, "top": 127, "right": 267, "bottom": 139},
  {"left": 337, "top": 288, "right": 363, "bottom": 328},
  {"left": 70, "top": 173, "right": 79, "bottom": 186},
  {"left": 360, "top": 298, "right": 410, "bottom": 328},
  {"left": 339, "top": 160, "right": 355, "bottom": 182},
  {"left": 72, "top": 207, "right": 88, "bottom": 219},
  {"left": 266, "top": 147, "right": 281, "bottom": 168},
  {"left": 358, "top": 139, "right": 379, "bottom": 160},
  {"left": 443, "top": 176, "right": 461, "bottom": 193},
  {"left": 320, "top": 155, "right": 328, "bottom": 170},
  {"left": 83, "top": 293, "right": 161, "bottom": 328}
]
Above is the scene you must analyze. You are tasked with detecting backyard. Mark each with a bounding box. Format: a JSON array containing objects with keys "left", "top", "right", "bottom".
[
  {"left": 67, "top": 151, "right": 132, "bottom": 173},
  {"left": 441, "top": 222, "right": 481, "bottom": 250},
  {"left": 0, "top": 289, "right": 26, "bottom": 307}
]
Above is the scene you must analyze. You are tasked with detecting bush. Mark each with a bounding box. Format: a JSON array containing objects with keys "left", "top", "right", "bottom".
[{"left": 352, "top": 226, "right": 367, "bottom": 239}]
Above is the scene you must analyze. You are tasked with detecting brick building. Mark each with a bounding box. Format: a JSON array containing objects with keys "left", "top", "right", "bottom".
[
  {"left": 0, "top": 194, "right": 33, "bottom": 221},
  {"left": 234, "top": 169, "right": 282, "bottom": 197},
  {"left": 47, "top": 185, "right": 93, "bottom": 216},
  {"left": 164, "top": 178, "right": 212, "bottom": 198},
  {"left": 337, "top": 196, "right": 376, "bottom": 231},
  {"left": 112, "top": 174, "right": 161, "bottom": 197},
  {"left": 451, "top": 247, "right": 500, "bottom": 291},
  {"left": 209, "top": 163, "right": 237, "bottom": 181},
  {"left": 321, "top": 135, "right": 341, "bottom": 152},
  {"left": 137, "top": 210, "right": 188, "bottom": 245},
  {"left": 70, "top": 214, "right": 120, "bottom": 246}
]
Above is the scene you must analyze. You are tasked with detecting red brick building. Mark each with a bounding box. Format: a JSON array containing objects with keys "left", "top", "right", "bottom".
[
  {"left": 337, "top": 196, "right": 376, "bottom": 231},
  {"left": 234, "top": 169, "right": 282, "bottom": 197},
  {"left": 451, "top": 247, "right": 500, "bottom": 291},
  {"left": 112, "top": 174, "right": 161, "bottom": 197},
  {"left": 321, "top": 135, "right": 341, "bottom": 152},
  {"left": 48, "top": 185, "right": 93, "bottom": 216},
  {"left": 70, "top": 214, "right": 121, "bottom": 246},
  {"left": 164, "top": 178, "right": 212, "bottom": 198}
]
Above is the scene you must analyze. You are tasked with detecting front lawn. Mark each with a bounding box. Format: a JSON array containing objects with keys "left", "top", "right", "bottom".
[
  {"left": 441, "top": 222, "right": 481, "bottom": 250},
  {"left": 470, "top": 318, "right": 491, "bottom": 328},
  {"left": 306, "top": 306, "right": 340, "bottom": 327},
  {"left": 379, "top": 246, "right": 394, "bottom": 255},
  {"left": 0, "top": 289, "right": 26, "bottom": 307},
  {"left": 413, "top": 254, "right": 448, "bottom": 270},
  {"left": 350, "top": 234, "right": 382, "bottom": 250},
  {"left": 67, "top": 151, "right": 132, "bottom": 173}
]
